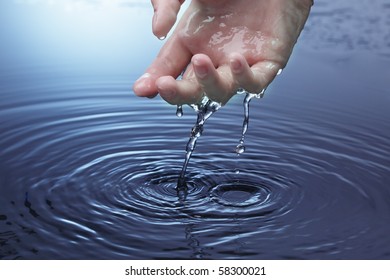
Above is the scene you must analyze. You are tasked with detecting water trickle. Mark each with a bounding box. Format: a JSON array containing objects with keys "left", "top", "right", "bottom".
[
  {"left": 176, "top": 89, "right": 267, "bottom": 198},
  {"left": 235, "top": 90, "right": 265, "bottom": 155},
  {"left": 176, "top": 96, "right": 221, "bottom": 199},
  {"left": 176, "top": 105, "right": 183, "bottom": 117}
]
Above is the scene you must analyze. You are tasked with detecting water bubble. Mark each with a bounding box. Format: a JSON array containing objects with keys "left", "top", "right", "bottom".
[{"left": 176, "top": 105, "right": 183, "bottom": 117}]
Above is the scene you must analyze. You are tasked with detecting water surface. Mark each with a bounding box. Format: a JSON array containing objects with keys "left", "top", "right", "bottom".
[{"left": 0, "top": 0, "right": 390, "bottom": 259}]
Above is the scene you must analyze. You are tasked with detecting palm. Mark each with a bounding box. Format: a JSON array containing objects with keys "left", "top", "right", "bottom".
[
  {"left": 134, "top": 0, "right": 312, "bottom": 105},
  {"left": 178, "top": 1, "right": 296, "bottom": 66}
]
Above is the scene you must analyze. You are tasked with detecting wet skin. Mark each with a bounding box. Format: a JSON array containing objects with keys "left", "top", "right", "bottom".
[{"left": 133, "top": 0, "right": 312, "bottom": 105}]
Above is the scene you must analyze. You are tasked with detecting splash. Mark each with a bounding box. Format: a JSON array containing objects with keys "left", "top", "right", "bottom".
[{"left": 176, "top": 105, "right": 183, "bottom": 117}]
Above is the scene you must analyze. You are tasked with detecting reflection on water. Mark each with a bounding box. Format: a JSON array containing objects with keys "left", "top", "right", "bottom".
[{"left": 1, "top": 0, "right": 390, "bottom": 259}]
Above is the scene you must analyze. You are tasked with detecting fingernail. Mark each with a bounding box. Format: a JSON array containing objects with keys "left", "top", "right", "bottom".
[
  {"left": 194, "top": 64, "right": 208, "bottom": 79},
  {"left": 230, "top": 58, "right": 242, "bottom": 73}
]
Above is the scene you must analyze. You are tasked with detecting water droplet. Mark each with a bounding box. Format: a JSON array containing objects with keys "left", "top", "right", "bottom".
[
  {"left": 236, "top": 88, "right": 246, "bottom": 95},
  {"left": 158, "top": 36, "right": 166, "bottom": 40},
  {"left": 256, "top": 88, "right": 266, "bottom": 99},
  {"left": 235, "top": 170, "right": 240, "bottom": 174},
  {"left": 176, "top": 105, "right": 183, "bottom": 117},
  {"left": 277, "top": 68, "right": 283, "bottom": 76},
  {"left": 235, "top": 143, "right": 245, "bottom": 154}
]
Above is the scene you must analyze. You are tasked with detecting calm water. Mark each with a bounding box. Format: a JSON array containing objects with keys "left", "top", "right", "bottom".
[{"left": 1, "top": 0, "right": 390, "bottom": 259}]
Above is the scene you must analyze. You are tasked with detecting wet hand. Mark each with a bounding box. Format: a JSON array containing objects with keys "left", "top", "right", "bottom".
[{"left": 133, "top": 0, "right": 312, "bottom": 105}]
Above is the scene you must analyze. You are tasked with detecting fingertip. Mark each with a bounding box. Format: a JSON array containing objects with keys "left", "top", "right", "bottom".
[
  {"left": 151, "top": 1, "right": 181, "bottom": 39},
  {"left": 133, "top": 73, "right": 158, "bottom": 98},
  {"left": 156, "top": 76, "right": 177, "bottom": 103},
  {"left": 229, "top": 53, "right": 247, "bottom": 73},
  {"left": 191, "top": 53, "right": 212, "bottom": 66},
  {"left": 229, "top": 52, "right": 244, "bottom": 60},
  {"left": 152, "top": 12, "right": 169, "bottom": 39},
  {"left": 192, "top": 54, "right": 214, "bottom": 80},
  {"left": 229, "top": 57, "right": 243, "bottom": 74},
  {"left": 146, "top": 93, "right": 159, "bottom": 99}
]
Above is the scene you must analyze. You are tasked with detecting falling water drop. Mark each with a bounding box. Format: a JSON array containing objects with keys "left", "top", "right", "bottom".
[
  {"left": 235, "top": 141, "right": 245, "bottom": 154},
  {"left": 176, "top": 105, "right": 183, "bottom": 117},
  {"left": 235, "top": 93, "right": 256, "bottom": 155}
]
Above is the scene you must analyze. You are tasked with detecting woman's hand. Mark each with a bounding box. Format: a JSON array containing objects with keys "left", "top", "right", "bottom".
[{"left": 133, "top": 0, "right": 312, "bottom": 105}]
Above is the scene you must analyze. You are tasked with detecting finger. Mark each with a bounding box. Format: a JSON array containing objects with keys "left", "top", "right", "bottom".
[
  {"left": 229, "top": 53, "right": 262, "bottom": 93},
  {"left": 192, "top": 54, "right": 233, "bottom": 104},
  {"left": 181, "top": 63, "right": 195, "bottom": 80},
  {"left": 151, "top": 0, "right": 184, "bottom": 39},
  {"left": 250, "top": 60, "right": 282, "bottom": 92},
  {"left": 230, "top": 53, "right": 282, "bottom": 93},
  {"left": 133, "top": 36, "right": 191, "bottom": 98},
  {"left": 156, "top": 74, "right": 202, "bottom": 105}
]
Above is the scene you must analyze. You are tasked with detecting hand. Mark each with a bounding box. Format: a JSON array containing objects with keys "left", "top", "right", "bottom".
[{"left": 133, "top": 0, "right": 312, "bottom": 105}]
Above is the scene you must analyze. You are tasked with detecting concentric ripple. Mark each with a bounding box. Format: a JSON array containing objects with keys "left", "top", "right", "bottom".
[
  {"left": 210, "top": 182, "right": 271, "bottom": 208},
  {"left": 47, "top": 149, "right": 303, "bottom": 223}
]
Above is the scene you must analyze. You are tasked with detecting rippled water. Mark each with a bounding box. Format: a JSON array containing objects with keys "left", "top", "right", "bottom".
[{"left": 1, "top": 0, "right": 390, "bottom": 259}]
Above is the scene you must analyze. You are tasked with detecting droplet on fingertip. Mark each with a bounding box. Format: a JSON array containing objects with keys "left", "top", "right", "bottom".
[
  {"left": 277, "top": 68, "right": 283, "bottom": 76},
  {"left": 158, "top": 36, "right": 166, "bottom": 40}
]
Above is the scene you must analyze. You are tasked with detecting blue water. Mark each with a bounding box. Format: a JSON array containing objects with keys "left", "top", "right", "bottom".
[{"left": 1, "top": 0, "right": 390, "bottom": 259}]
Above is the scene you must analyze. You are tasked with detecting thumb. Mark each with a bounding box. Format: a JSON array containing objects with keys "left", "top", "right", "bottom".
[{"left": 151, "top": 0, "right": 185, "bottom": 39}]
